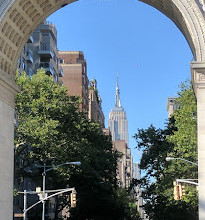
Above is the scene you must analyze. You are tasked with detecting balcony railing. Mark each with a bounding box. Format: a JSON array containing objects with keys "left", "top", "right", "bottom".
[
  {"left": 26, "top": 49, "right": 33, "bottom": 63},
  {"left": 38, "top": 44, "right": 54, "bottom": 58},
  {"left": 40, "top": 21, "right": 57, "bottom": 41},
  {"left": 39, "top": 62, "right": 54, "bottom": 76}
]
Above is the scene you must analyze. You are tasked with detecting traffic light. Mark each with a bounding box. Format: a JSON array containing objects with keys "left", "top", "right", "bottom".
[
  {"left": 173, "top": 182, "right": 186, "bottom": 200},
  {"left": 173, "top": 181, "right": 180, "bottom": 200},
  {"left": 179, "top": 183, "right": 186, "bottom": 199},
  {"left": 71, "top": 189, "right": 77, "bottom": 208}
]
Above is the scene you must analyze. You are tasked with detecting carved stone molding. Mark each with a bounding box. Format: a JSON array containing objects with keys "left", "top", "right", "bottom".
[{"left": 191, "top": 61, "right": 205, "bottom": 97}]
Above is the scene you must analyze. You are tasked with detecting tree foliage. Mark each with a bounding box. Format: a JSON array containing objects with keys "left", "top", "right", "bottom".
[
  {"left": 15, "top": 69, "right": 140, "bottom": 220},
  {"left": 134, "top": 80, "right": 198, "bottom": 220}
]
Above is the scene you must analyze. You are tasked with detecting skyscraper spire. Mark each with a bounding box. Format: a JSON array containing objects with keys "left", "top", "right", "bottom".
[
  {"left": 108, "top": 71, "right": 129, "bottom": 145},
  {"left": 115, "top": 72, "right": 121, "bottom": 107}
]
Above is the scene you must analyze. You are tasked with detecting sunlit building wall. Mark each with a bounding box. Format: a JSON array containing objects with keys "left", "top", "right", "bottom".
[
  {"left": 59, "top": 51, "right": 89, "bottom": 115},
  {"left": 167, "top": 97, "right": 179, "bottom": 118}
]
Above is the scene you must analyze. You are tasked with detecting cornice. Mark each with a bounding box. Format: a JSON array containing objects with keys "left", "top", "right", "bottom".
[
  {"left": 0, "top": 72, "right": 20, "bottom": 108},
  {"left": 191, "top": 61, "right": 205, "bottom": 97}
]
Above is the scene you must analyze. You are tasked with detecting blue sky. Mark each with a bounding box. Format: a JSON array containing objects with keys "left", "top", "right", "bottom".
[{"left": 48, "top": 0, "right": 193, "bottom": 163}]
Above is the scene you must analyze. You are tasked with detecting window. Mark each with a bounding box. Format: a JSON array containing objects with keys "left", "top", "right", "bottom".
[
  {"left": 22, "top": 62, "right": 25, "bottom": 71},
  {"left": 59, "top": 58, "right": 64, "bottom": 64}
]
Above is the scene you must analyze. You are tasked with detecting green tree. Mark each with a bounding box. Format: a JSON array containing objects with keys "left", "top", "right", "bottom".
[
  {"left": 15, "top": 69, "right": 140, "bottom": 220},
  {"left": 134, "top": 80, "right": 198, "bottom": 220},
  {"left": 166, "top": 80, "right": 198, "bottom": 209},
  {"left": 167, "top": 81, "right": 197, "bottom": 178}
]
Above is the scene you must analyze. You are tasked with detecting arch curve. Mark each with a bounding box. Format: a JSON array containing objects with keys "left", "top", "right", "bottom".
[
  {"left": 0, "top": 0, "right": 204, "bottom": 82},
  {"left": 0, "top": 0, "right": 78, "bottom": 82},
  {"left": 140, "top": 0, "right": 205, "bottom": 61}
]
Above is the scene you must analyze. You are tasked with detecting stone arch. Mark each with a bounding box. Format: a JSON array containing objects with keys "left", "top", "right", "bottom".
[
  {"left": 0, "top": 0, "right": 205, "bottom": 219},
  {"left": 0, "top": 0, "right": 78, "bottom": 82},
  {"left": 0, "top": 0, "right": 204, "bottom": 82},
  {"left": 140, "top": 0, "right": 205, "bottom": 61}
]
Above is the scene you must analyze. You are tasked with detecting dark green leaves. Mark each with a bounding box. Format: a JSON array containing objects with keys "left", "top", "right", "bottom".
[{"left": 134, "top": 80, "right": 198, "bottom": 219}]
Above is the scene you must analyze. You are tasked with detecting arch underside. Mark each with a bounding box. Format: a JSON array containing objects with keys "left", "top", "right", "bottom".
[
  {"left": 140, "top": 0, "right": 205, "bottom": 62},
  {"left": 0, "top": 0, "right": 78, "bottom": 82},
  {"left": 0, "top": 0, "right": 204, "bottom": 83}
]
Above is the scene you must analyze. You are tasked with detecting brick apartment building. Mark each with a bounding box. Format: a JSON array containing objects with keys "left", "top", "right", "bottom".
[
  {"left": 59, "top": 51, "right": 89, "bottom": 115},
  {"left": 59, "top": 51, "right": 105, "bottom": 127}
]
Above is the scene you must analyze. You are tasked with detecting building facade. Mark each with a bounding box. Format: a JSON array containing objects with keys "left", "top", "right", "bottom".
[
  {"left": 108, "top": 76, "right": 133, "bottom": 188},
  {"left": 167, "top": 97, "right": 179, "bottom": 118},
  {"left": 15, "top": 20, "right": 63, "bottom": 220},
  {"left": 133, "top": 163, "right": 147, "bottom": 219},
  {"left": 88, "top": 79, "right": 105, "bottom": 127},
  {"left": 112, "top": 140, "right": 133, "bottom": 188},
  {"left": 59, "top": 51, "right": 89, "bottom": 115},
  {"left": 17, "top": 20, "right": 63, "bottom": 82},
  {"left": 108, "top": 77, "right": 129, "bottom": 145}
]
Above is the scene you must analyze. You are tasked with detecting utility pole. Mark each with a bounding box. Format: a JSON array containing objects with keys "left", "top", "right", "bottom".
[
  {"left": 21, "top": 188, "right": 75, "bottom": 219},
  {"left": 42, "top": 163, "right": 46, "bottom": 220},
  {"left": 37, "top": 161, "right": 81, "bottom": 220},
  {"left": 23, "top": 190, "right": 27, "bottom": 220}
]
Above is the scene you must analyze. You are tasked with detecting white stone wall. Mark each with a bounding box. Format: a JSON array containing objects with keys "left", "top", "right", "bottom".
[{"left": 0, "top": 94, "right": 15, "bottom": 219}]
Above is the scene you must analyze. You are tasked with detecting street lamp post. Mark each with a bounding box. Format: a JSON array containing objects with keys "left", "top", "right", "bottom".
[
  {"left": 37, "top": 161, "right": 81, "bottom": 220},
  {"left": 21, "top": 188, "right": 75, "bottom": 220},
  {"left": 166, "top": 157, "right": 198, "bottom": 166},
  {"left": 42, "top": 164, "right": 46, "bottom": 220},
  {"left": 23, "top": 190, "right": 27, "bottom": 220},
  {"left": 166, "top": 157, "right": 198, "bottom": 196},
  {"left": 176, "top": 179, "right": 198, "bottom": 186}
]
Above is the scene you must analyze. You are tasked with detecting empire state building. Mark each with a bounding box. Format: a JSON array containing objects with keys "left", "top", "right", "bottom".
[{"left": 108, "top": 77, "right": 129, "bottom": 145}]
